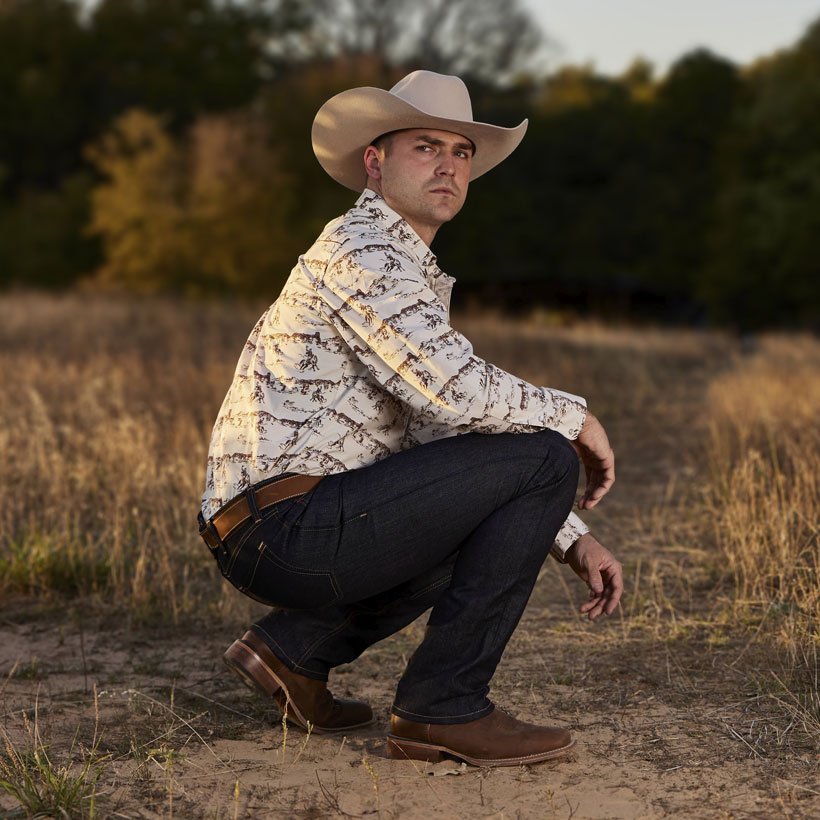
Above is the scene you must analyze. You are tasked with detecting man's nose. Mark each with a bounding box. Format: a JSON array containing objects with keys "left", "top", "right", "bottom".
[{"left": 436, "top": 154, "right": 455, "bottom": 175}]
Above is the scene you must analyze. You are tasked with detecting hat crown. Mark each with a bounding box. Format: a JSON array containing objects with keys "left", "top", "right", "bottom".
[{"left": 389, "top": 70, "right": 474, "bottom": 123}]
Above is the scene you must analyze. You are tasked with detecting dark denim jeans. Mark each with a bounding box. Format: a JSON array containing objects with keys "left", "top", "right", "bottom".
[{"left": 206, "top": 429, "right": 579, "bottom": 724}]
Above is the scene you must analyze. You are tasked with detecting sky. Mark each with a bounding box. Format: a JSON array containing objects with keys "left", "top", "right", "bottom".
[{"left": 527, "top": 0, "right": 820, "bottom": 76}]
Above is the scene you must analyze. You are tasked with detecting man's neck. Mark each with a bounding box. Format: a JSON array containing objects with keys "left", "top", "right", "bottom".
[{"left": 364, "top": 181, "right": 438, "bottom": 247}]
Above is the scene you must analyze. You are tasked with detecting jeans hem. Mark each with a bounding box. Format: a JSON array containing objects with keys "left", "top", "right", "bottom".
[
  {"left": 249, "top": 624, "right": 329, "bottom": 682},
  {"left": 390, "top": 701, "right": 495, "bottom": 725}
]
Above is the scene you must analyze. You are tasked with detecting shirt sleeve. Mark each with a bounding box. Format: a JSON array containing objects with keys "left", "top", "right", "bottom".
[
  {"left": 314, "top": 239, "right": 587, "bottom": 439},
  {"left": 551, "top": 511, "right": 590, "bottom": 561}
]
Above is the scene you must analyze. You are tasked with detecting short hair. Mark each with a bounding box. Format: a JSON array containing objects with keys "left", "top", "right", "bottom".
[{"left": 369, "top": 130, "right": 399, "bottom": 156}]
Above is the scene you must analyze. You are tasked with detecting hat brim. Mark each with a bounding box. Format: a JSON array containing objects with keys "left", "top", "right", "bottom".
[{"left": 312, "top": 86, "right": 528, "bottom": 192}]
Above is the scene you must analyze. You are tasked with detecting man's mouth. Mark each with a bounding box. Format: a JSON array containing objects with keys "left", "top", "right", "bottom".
[{"left": 430, "top": 187, "right": 456, "bottom": 196}]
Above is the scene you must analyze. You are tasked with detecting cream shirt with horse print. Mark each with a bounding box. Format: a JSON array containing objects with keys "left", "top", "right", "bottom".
[{"left": 202, "top": 190, "right": 590, "bottom": 556}]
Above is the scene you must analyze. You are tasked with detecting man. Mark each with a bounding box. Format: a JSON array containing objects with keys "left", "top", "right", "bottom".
[{"left": 198, "top": 70, "right": 622, "bottom": 767}]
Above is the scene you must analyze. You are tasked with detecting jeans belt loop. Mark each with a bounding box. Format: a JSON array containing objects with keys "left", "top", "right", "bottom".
[{"left": 245, "top": 485, "right": 264, "bottom": 523}]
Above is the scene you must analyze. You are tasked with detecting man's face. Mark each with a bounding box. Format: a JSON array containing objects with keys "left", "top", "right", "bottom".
[{"left": 365, "top": 128, "right": 473, "bottom": 242}]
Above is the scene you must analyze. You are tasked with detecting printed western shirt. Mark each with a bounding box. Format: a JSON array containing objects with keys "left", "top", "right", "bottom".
[{"left": 202, "top": 189, "right": 590, "bottom": 556}]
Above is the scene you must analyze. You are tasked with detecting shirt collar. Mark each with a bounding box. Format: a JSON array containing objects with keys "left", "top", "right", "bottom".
[{"left": 355, "top": 188, "right": 439, "bottom": 271}]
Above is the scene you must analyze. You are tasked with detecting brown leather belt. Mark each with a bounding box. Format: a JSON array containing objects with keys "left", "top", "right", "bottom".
[{"left": 200, "top": 474, "right": 322, "bottom": 550}]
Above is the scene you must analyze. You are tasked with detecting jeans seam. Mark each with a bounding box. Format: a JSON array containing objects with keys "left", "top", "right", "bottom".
[
  {"left": 224, "top": 506, "right": 280, "bottom": 574},
  {"left": 238, "top": 541, "right": 267, "bottom": 595},
  {"left": 391, "top": 702, "right": 494, "bottom": 721},
  {"left": 295, "top": 610, "right": 357, "bottom": 670},
  {"left": 253, "top": 626, "right": 330, "bottom": 680},
  {"left": 408, "top": 574, "right": 451, "bottom": 601},
  {"left": 257, "top": 542, "right": 342, "bottom": 602}
]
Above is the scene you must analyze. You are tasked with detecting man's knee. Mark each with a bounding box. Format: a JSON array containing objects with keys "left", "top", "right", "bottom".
[
  {"left": 556, "top": 432, "right": 580, "bottom": 488},
  {"left": 529, "top": 429, "right": 579, "bottom": 491}
]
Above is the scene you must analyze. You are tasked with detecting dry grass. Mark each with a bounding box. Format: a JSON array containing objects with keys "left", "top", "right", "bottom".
[
  {"left": 706, "top": 335, "right": 820, "bottom": 608},
  {"left": 0, "top": 292, "right": 719, "bottom": 615},
  {"left": 2, "top": 290, "right": 820, "bottom": 818},
  {"left": 0, "top": 291, "right": 265, "bottom": 621},
  {"left": 704, "top": 334, "right": 820, "bottom": 718},
  {"left": 3, "top": 291, "right": 817, "bottom": 627}
]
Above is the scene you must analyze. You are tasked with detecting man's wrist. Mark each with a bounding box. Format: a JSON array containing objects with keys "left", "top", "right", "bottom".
[
  {"left": 558, "top": 533, "right": 593, "bottom": 565},
  {"left": 550, "top": 542, "right": 570, "bottom": 564}
]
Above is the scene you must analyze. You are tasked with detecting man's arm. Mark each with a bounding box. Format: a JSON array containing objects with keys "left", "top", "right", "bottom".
[
  {"left": 312, "top": 242, "right": 587, "bottom": 439},
  {"left": 571, "top": 412, "right": 615, "bottom": 511},
  {"left": 313, "top": 240, "right": 615, "bottom": 545},
  {"left": 551, "top": 410, "right": 616, "bottom": 561}
]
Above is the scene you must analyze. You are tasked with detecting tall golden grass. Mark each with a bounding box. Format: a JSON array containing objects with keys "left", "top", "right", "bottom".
[
  {"left": 2, "top": 291, "right": 818, "bottom": 652},
  {"left": 0, "top": 291, "right": 262, "bottom": 619},
  {"left": 1, "top": 293, "right": 620, "bottom": 619},
  {"left": 705, "top": 335, "right": 820, "bottom": 670}
]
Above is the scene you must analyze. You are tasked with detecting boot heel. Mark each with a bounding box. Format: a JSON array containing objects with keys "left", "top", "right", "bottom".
[
  {"left": 223, "top": 640, "right": 281, "bottom": 698},
  {"left": 386, "top": 736, "right": 445, "bottom": 763}
]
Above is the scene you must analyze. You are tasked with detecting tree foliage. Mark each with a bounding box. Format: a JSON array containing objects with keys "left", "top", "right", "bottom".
[
  {"left": 298, "top": 0, "right": 552, "bottom": 84},
  {"left": 85, "top": 107, "right": 298, "bottom": 294},
  {"left": 1, "top": 0, "right": 820, "bottom": 327}
]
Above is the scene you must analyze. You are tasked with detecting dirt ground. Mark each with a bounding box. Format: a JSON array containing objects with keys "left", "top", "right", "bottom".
[
  {"left": 2, "top": 591, "right": 819, "bottom": 820},
  {"left": 2, "top": 315, "right": 820, "bottom": 819}
]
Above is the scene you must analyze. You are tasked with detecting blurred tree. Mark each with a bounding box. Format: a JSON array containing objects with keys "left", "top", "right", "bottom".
[
  {"left": 647, "top": 49, "right": 741, "bottom": 302},
  {"left": 85, "top": 109, "right": 192, "bottom": 292},
  {"left": 297, "top": 0, "right": 553, "bottom": 85},
  {"left": 186, "top": 108, "right": 300, "bottom": 293},
  {"left": 0, "top": 0, "right": 309, "bottom": 193},
  {"left": 705, "top": 20, "right": 820, "bottom": 327},
  {"left": 0, "top": 0, "right": 310, "bottom": 287},
  {"left": 0, "top": 171, "right": 98, "bottom": 287},
  {"left": 85, "top": 106, "right": 298, "bottom": 295},
  {"left": 87, "top": 0, "right": 311, "bottom": 129},
  {"left": 0, "top": 0, "right": 95, "bottom": 190},
  {"left": 620, "top": 58, "right": 655, "bottom": 103},
  {"left": 434, "top": 62, "right": 662, "bottom": 318},
  {"left": 535, "top": 64, "right": 627, "bottom": 112}
]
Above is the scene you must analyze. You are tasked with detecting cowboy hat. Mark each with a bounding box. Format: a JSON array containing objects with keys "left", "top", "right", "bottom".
[{"left": 312, "top": 70, "right": 528, "bottom": 192}]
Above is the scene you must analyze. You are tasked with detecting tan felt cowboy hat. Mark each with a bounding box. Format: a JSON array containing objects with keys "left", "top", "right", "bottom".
[{"left": 312, "top": 70, "right": 528, "bottom": 192}]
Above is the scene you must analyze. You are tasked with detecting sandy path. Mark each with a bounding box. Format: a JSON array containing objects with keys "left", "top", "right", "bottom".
[{"left": 2, "top": 589, "right": 817, "bottom": 819}]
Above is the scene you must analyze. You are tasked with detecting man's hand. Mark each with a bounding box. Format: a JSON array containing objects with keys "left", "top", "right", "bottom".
[
  {"left": 571, "top": 412, "right": 615, "bottom": 510},
  {"left": 565, "top": 533, "right": 623, "bottom": 620}
]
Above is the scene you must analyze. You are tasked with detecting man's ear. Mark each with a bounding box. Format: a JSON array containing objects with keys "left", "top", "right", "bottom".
[{"left": 363, "top": 145, "right": 382, "bottom": 180}]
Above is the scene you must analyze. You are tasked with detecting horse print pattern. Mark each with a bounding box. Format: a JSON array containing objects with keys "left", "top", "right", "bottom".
[{"left": 202, "top": 190, "right": 589, "bottom": 555}]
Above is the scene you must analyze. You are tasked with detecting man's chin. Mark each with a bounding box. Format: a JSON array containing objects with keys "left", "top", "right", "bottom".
[{"left": 439, "top": 201, "right": 465, "bottom": 223}]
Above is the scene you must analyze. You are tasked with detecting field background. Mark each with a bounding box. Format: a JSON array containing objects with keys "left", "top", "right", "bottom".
[
  {"left": 1, "top": 291, "right": 818, "bottom": 819},
  {"left": 4, "top": 1, "right": 820, "bottom": 816}
]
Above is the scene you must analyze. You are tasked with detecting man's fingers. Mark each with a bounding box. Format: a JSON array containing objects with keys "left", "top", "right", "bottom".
[
  {"left": 577, "top": 453, "right": 615, "bottom": 510},
  {"left": 566, "top": 533, "right": 622, "bottom": 620},
  {"left": 580, "top": 562, "right": 624, "bottom": 618},
  {"left": 586, "top": 566, "right": 603, "bottom": 594},
  {"left": 604, "top": 567, "right": 624, "bottom": 615},
  {"left": 582, "top": 596, "right": 606, "bottom": 620}
]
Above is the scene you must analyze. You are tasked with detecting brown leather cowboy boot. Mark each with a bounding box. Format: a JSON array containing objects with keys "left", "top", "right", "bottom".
[
  {"left": 387, "top": 707, "right": 574, "bottom": 767},
  {"left": 224, "top": 630, "right": 373, "bottom": 733}
]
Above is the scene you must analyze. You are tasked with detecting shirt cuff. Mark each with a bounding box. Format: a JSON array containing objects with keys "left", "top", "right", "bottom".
[
  {"left": 550, "top": 511, "right": 589, "bottom": 563},
  {"left": 542, "top": 389, "right": 587, "bottom": 440}
]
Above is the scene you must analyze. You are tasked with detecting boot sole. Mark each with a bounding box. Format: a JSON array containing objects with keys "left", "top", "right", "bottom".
[
  {"left": 385, "top": 734, "right": 576, "bottom": 768},
  {"left": 223, "top": 639, "right": 374, "bottom": 735}
]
